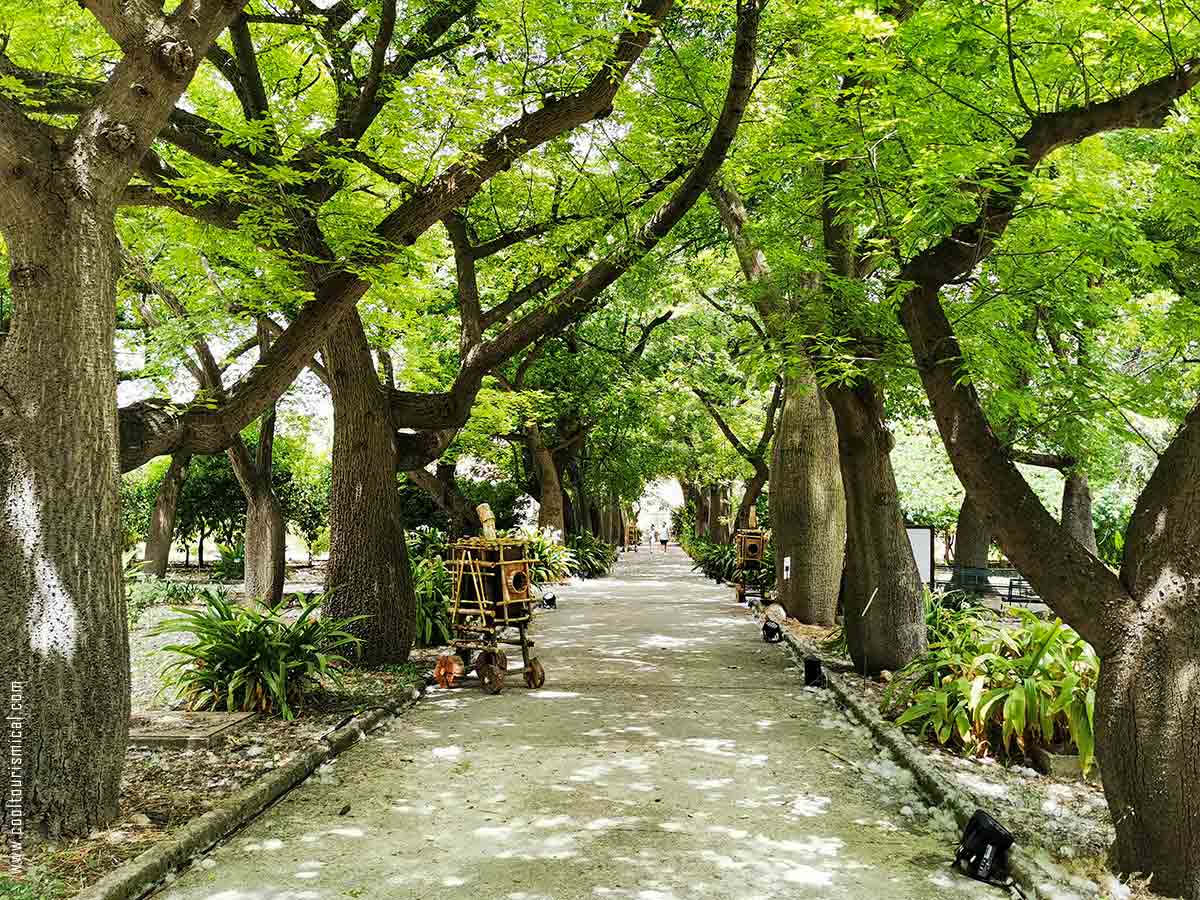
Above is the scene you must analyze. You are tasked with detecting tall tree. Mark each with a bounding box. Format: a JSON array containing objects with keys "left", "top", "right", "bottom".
[
  {"left": 0, "top": 0, "right": 248, "bottom": 838},
  {"left": 895, "top": 65, "right": 1200, "bottom": 895}
]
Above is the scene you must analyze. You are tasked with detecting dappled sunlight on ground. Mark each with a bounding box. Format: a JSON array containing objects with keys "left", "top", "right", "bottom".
[{"left": 158, "top": 546, "right": 997, "bottom": 900}]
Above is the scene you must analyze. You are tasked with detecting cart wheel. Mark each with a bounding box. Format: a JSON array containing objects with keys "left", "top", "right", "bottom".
[
  {"left": 478, "top": 663, "right": 504, "bottom": 694},
  {"left": 524, "top": 657, "right": 546, "bottom": 689},
  {"left": 477, "top": 649, "right": 506, "bottom": 671}
]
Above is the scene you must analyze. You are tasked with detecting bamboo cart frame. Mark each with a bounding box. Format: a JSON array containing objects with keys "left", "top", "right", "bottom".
[
  {"left": 441, "top": 537, "right": 546, "bottom": 694},
  {"left": 734, "top": 528, "right": 769, "bottom": 605}
]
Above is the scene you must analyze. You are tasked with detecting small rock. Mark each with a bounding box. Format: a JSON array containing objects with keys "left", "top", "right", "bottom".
[
  {"left": 200, "top": 858, "right": 217, "bottom": 870},
  {"left": 129, "top": 813, "right": 151, "bottom": 827},
  {"left": 900, "top": 805, "right": 914, "bottom": 817},
  {"left": 105, "top": 831, "right": 128, "bottom": 844},
  {"left": 879, "top": 670, "right": 893, "bottom": 683},
  {"left": 243, "top": 744, "right": 266, "bottom": 758}
]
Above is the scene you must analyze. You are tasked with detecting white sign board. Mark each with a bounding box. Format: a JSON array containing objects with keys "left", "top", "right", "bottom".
[
  {"left": 905, "top": 526, "right": 934, "bottom": 590},
  {"left": 783, "top": 556, "right": 791, "bottom": 580}
]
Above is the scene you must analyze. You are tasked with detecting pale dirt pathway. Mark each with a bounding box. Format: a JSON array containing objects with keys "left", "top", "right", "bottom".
[{"left": 157, "top": 545, "right": 993, "bottom": 900}]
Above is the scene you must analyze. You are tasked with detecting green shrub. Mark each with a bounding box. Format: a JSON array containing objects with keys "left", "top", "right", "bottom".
[
  {"left": 124, "top": 555, "right": 202, "bottom": 626},
  {"left": 211, "top": 541, "right": 245, "bottom": 582},
  {"left": 689, "top": 539, "right": 737, "bottom": 583},
  {"left": 407, "top": 525, "right": 449, "bottom": 561},
  {"left": 885, "top": 608, "right": 1099, "bottom": 773},
  {"left": 567, "top": 531, "right": 616, "bottom": 578},
  {"left": 413, "top": 556, "right": 453, "bottom": 647},
  {"left": 508, "top": 528, "right": 575, "bottom": 585},
  {"left": 152, "top": 590, "right": 364, "bottom": 720}
]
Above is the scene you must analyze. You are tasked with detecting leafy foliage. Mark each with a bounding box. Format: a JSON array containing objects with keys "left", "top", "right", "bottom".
[
  {"left": 153, "top": 591, "right": 364, "bottom": 720},
  {"left": 210, "top": 541, "right": 245, "bottom": 583},
  {"left": 412, "top": 556, "right": 454, "bottom": 648},
  {"left": 566, "top": 531, "right": 617, "bottom": 579},
  {"left": 123, "top": 556, "right": 202, "bottom": 626},
  {"left": 513, "top": 528, "right": 576, "bottom": 585},
  {"left": 885, "top": 609, "right": 1100, "bottom": 774}
]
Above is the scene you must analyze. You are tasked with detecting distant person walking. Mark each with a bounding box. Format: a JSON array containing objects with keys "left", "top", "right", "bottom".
[
  {"left": 651, "top": 525, "right": 659, "bottom": 551},
  {"left": 660, "top": 524, "right": 669, "bottom": 551}
]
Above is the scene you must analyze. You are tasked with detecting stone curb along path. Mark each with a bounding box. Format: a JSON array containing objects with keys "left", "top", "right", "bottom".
[
  {"left": 747, "top": 599, "right": 1070, "bottom": 900},
  {"left": 74, "top": 691, "right": 425, "bottom": 900}
]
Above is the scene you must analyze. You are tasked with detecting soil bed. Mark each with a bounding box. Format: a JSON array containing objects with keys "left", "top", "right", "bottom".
[
  {"left": 775, "top": 616, "right": 1115, "bottom": 863},
  {"left": 4, "top": 575, "right": 435, "bottom": 897}
]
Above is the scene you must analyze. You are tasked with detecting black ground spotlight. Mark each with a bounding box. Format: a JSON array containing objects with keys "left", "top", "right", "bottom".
[
  {"left": 761, "top": 620, "right": 782, "bottom": 643},
  {"left": 955, "top": 809, "right": 1023, "bottom": 894},
  {"left": 539, "top": 591, "right": 557, "bottom": 610},
  {"left": 803, "top": 656, "right": 825, "bottom": 687}
]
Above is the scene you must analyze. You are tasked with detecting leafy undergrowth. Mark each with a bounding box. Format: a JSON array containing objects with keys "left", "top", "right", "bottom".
[
  {"left": 771, "top": 613, "right": 1131, "bottom": 897},
  {"left": 3, "top": 661, "right": 427, "bottom": 896}
]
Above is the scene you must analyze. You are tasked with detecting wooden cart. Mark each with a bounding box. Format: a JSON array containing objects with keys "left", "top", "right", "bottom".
[
  {"left": 734, "top": 528, "right": 768, "bottom": 605},
  {"left": 435, "top": 536, "right": 546, "bottom": 694}
]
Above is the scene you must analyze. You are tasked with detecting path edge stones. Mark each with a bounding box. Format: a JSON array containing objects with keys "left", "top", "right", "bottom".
[
  {"left": 746, "top": 599, "right": 1069, "bottom": 900},
  {"left": 73, "top": 691, "right": 424, "bottom": 900}
]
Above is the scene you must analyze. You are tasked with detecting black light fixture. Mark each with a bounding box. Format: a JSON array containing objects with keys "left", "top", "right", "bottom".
[
  {"left": 803, "top": 656, "right": 825, "bottom": 687},
  {"left": 955, "top": 809, "right": 1021, "bottom": 894},
  {"left": 539, "top": 591, "right": 557, "bottom": 610},
  {"left": 761, "top": 620, "right": 782, "bottom": 643}
]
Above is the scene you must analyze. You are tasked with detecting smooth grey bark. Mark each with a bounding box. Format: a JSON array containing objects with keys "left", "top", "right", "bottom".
[
  {"left": 323, "top": 310, "right": 414, "bottom": 665},
  {"left": 142, "top": 452, "right": 191, "bottom": 577},
  {"left": 1062, "top": 470, "right": 1098, "bottom": 555},
  {"left": 828, "top": 383, "right": 926, "bottom": 673},
  {"left": 951, "top": 494, "right": 991, "bottom": 589},
  {"left": 228, "top": 407, "right": 286, "bottom": 606},
  {"left": 771, "top": 373, "right": 846, "bottom": 625}
]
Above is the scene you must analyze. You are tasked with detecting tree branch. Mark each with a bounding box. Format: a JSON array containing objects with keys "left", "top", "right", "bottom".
[{"left": 894, "top": 64, "right": 1200, "bottom": 648}]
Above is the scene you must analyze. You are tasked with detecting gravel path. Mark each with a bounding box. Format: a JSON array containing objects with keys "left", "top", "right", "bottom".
[{"left": 155, "top": 546, "right": 993, "bottom": 899}]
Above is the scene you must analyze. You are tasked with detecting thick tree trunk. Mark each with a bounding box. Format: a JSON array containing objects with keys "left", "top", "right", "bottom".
[
  {"left": 324, "top": 311, "right": 414, "bottom": 665},
  {"left": 706, "top": 484, "right": 730, "bottom": 544},
  {"left": 565, "top": 461, "right": 592, "bottom": 536},
  {"left": 243, "top": 487, "right": 286, "bottom": 604},
  {"left": 142, "top": 452, "right": 191, "bottom": 577},
  {"left": 695, "top": 486, "right": 710, "bottom": 540},
  {"left": 228, "top": 407, "right": 286, "bottom": 607},
  {"left": 771, "top": 373, "right": 846, "bottom": 625},
  {"left": 1098, "top": 618, "right": 1200, "bottom": 895},
  {"left": 1062, "top": 471, "right": 1098, "bottom": 555},
  {"left": 828, "top": 383, "right": 927, "bottom": 673},
  {"left": 527, "top": 423, "right": 566, "bottom": 537},
  {"left": 0, "top": 206, "right": 128, "bottom": 837},
  {"left": 734, "top": 465, "right": 768, "bottom": 531},
  {"left": 951, "top": 495, "right": 991, "bottom": 590}
]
